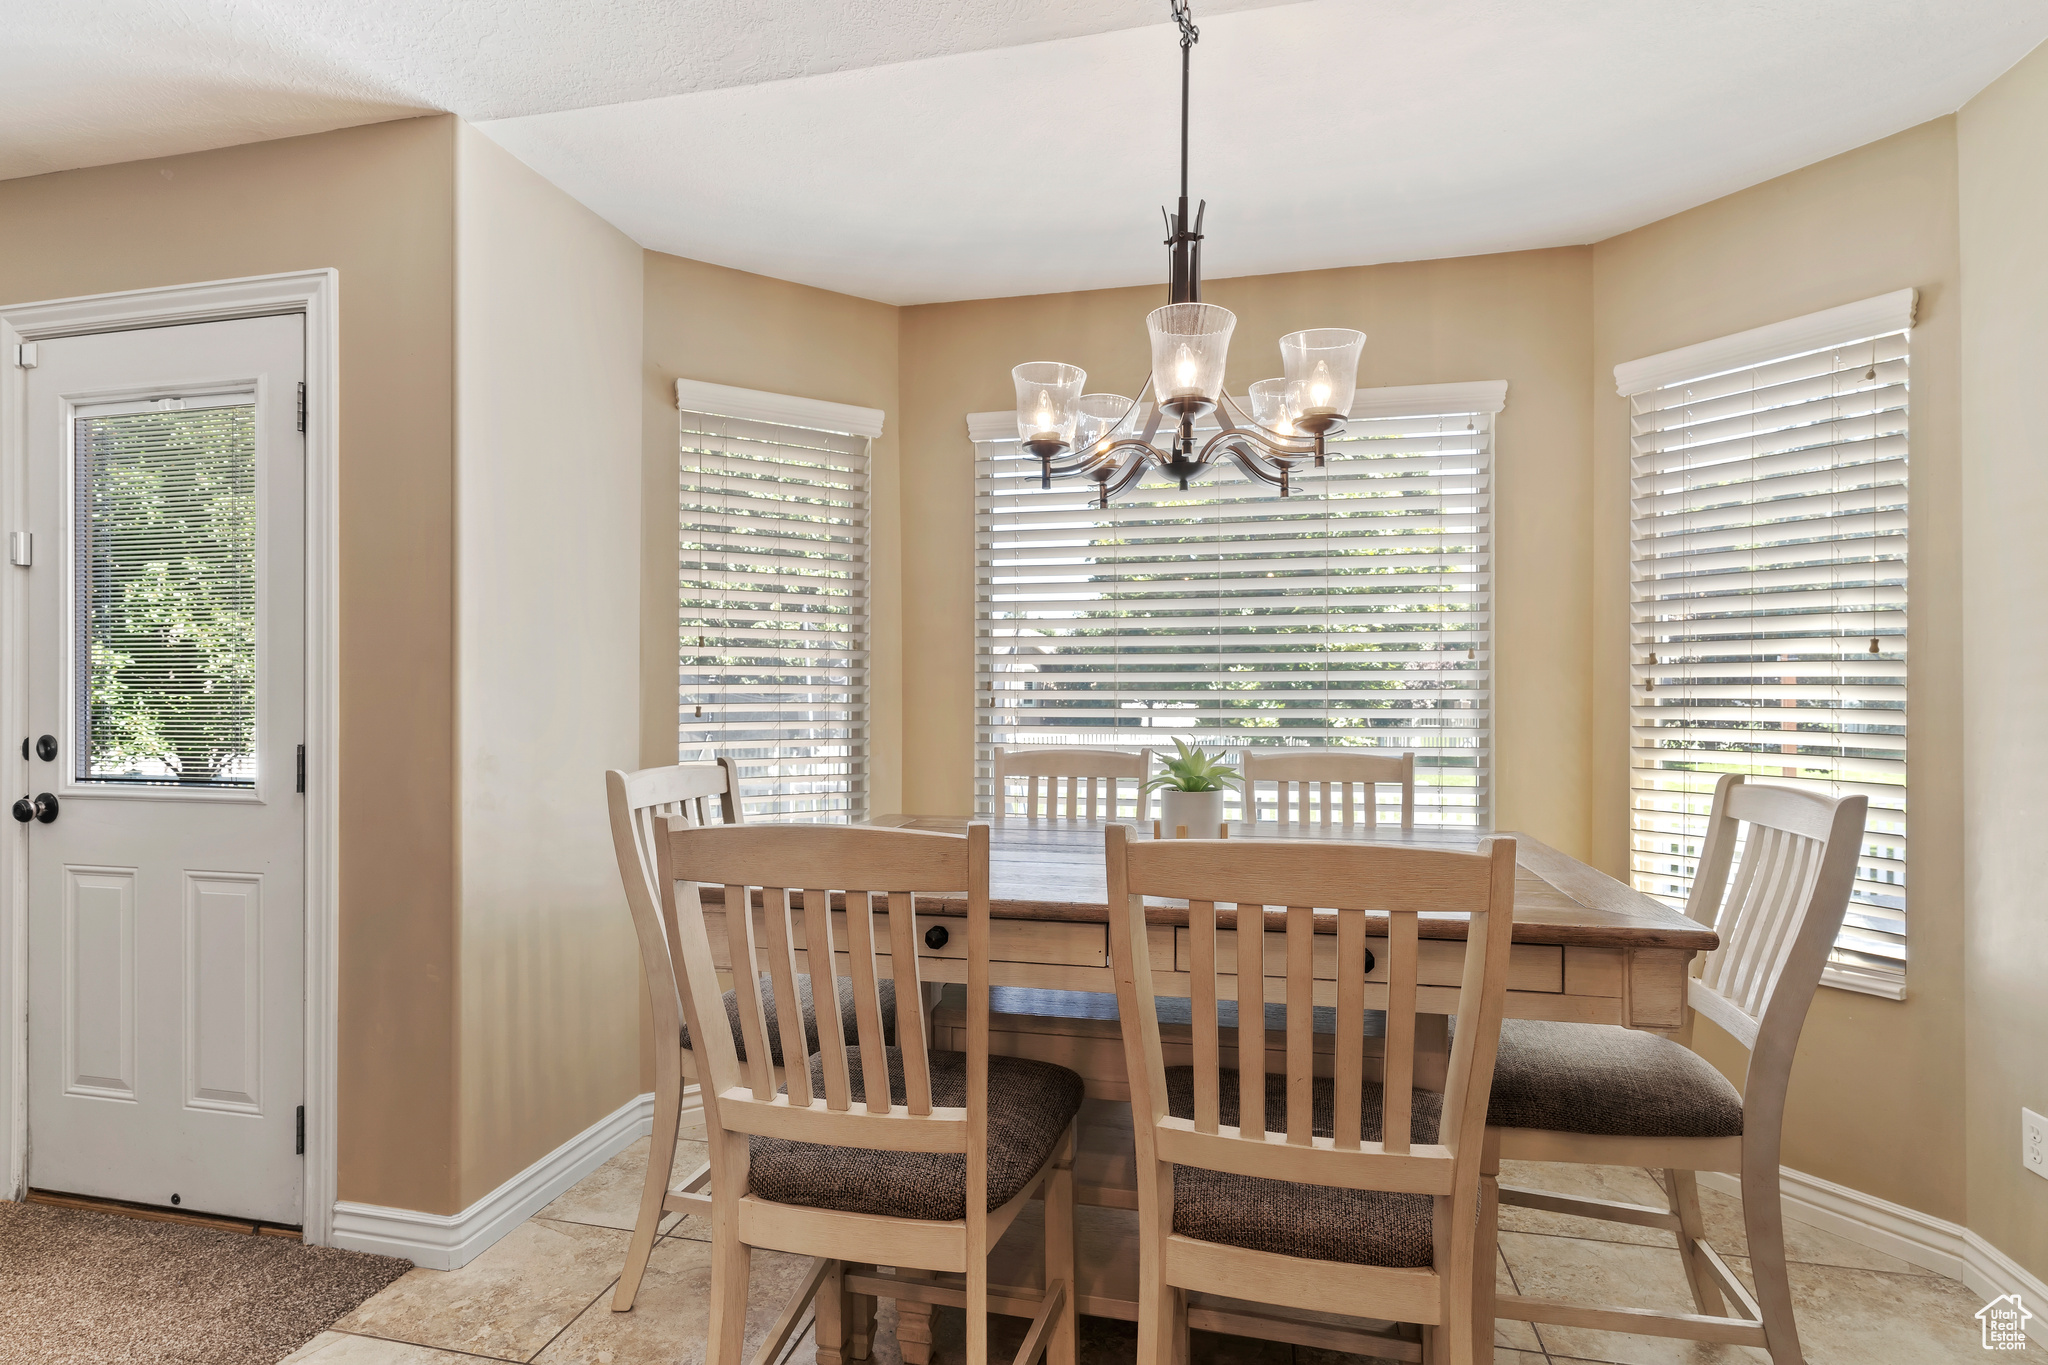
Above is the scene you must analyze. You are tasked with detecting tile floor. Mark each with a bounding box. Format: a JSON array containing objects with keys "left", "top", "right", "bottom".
[{"left": 285, "top": 1134, "right": 2010, "bottom": 1365}]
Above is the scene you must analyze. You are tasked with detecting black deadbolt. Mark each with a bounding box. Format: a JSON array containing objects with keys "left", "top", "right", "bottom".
[
  {"left": 923, "top": 924, "right": 950, "bottom": 951},
  {"left": 169, "top": 1194, "right": 181, "bottom": 1206},
  {"left": 31, "top": 793, "right": 57, "bottom": 824},
  {"left": 10, "top": 798, "right": 31, "bottom": 824},
  {"left": 34, "top": 735, "right": 56, "bottom": 762}
]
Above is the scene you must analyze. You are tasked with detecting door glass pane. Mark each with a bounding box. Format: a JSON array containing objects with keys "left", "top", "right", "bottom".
[{"left": 74, "top": 403, "right": 258, "bottom": 787}]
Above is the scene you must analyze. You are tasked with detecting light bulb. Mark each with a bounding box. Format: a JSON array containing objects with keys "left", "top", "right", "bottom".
[
  {"left": 1034, "top": 390, "right": 1055, "bottom": 434},
  {"left": 1309, "top": 360, "right": 1334, "bottom": 411},
  {"left": 1175, "top": 343, "right": 1199, "bottom": 390}
]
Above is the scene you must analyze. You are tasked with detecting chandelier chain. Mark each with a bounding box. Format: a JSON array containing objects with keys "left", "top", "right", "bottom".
[{"left": 1170, "top": 0, "right": 1199, "bottom": 48}]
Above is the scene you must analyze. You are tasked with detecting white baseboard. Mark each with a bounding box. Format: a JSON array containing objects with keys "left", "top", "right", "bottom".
[
  {"left": 1700, "top": 1166, "right": 2048, "bottom": 1346},
  {"left": 329, "top": 1087, "right": 697, "bottom": 1271}
]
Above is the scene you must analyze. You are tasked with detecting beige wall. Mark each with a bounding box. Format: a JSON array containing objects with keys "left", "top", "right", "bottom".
[
  {"left": 1590, "top": 118, "right": 1968, "bottom": 1223},
  {"left": 0, "top": 117, "right": 464, "bottom": 1214},
  {"left": 896, "top": 251, "right": 1598, "bottom": 852},
  {"left": 452, "top": 126, "right": 646, "bottom": 1206},
  {"left": 1958, "top": 42, "right": 2048, "bottom": 1282}
]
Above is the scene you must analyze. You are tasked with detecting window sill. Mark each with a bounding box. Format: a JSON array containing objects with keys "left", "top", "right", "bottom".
[{"left": 1821, "top": 963, "right": 1906, "bottom": 1001}]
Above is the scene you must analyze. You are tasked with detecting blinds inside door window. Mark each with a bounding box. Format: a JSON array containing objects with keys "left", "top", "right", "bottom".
[
  {"left": 1628, "top": 330, "right": 1907, "bottom": 995},
  {"left": 680, "top": 409, "right": 870, "bottom": 821},
  {"left": 975, "top": 400, "right": 1492, "bottom": 825}
]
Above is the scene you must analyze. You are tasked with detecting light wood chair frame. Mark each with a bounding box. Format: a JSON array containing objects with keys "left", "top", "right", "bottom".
[
  {"left": 1105, "top": 825, "right": 1520, "bottom": 1365},
  {"left": 605, "top": 758, "right": 744, "bottom": 1312},
  {"left": 1479, "top": 774, "right": 1869, "bottom": 1365},
  {"left": 1241, "top": 748, "right": 1417, "bottom": 829},
  {"left": 670, "top": 820, "right": 1077, "bottom": 1365},
  {"left": 992, "top": 745, "right": 1152, "bottom": 821}
]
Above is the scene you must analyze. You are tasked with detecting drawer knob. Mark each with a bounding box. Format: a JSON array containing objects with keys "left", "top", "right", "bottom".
[{"left": 923, "top": 924, "right": 950, "bottom": 951}]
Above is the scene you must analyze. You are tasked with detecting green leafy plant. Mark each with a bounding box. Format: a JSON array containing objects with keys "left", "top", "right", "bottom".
[{"left": 1141, "top": 738, "right": 1242, "bottom": 794}]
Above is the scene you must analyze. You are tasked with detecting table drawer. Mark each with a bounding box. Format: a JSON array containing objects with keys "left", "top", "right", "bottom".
[
  {"left": 703, "top": 909, "right": 1107, "bottom": 971},
  {"left": 1173, "top": 926, "right": 1563, "bottom": 994}
]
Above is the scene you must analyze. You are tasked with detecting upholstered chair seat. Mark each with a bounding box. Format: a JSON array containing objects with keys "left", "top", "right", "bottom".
[
  {"left": 1486, "top": 1019, "right": 1744, "bottom": 1139},
  {"left": 748, "top": 1047, "right": 1084, "bottom": 1221},
  {"left": 682, "top": 975, "right": 897, "bottom": 1066},
  {"left": 1162, "top": 1065, "right": 1446, "bottom": 1268}
]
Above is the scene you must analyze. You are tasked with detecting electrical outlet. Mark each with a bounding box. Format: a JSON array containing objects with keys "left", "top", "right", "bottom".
[{"left": 2026, "top": 1107, "right": 2048, "bottom": 1180}]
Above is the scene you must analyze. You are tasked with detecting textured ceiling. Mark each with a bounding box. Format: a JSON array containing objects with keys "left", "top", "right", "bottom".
[{"left": 7, "top": 1, "right": 2047, "bottom": 304}]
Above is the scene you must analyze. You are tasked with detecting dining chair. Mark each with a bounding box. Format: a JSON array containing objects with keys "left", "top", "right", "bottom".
[
  {"left": 1241, "top": 748, "right": 1416, "bottom": 829},
  {"left": 670, "top": 820, "right": 1083, "bottom": 1365},
  {"left": 991, "top": 745, "right": 1152, "bottom": 821},
  {"left": 1103, "top": 824, "right": 1519, "bottom": 1365},
  {"left": 603, "top": 760, "right": 897, "bottom": 1312},
  {"left": 1478, "top": 774, "right": 1868, "bottom": 1364}
]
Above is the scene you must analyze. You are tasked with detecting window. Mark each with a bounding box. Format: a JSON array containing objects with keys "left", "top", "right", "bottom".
[
  {"left": 1618, "top": 290, "right": 1913, "bottom": 998},
  {"left": 973, "top": 381, "right": 1502, "bottom": 825},
  {"left": 677, "top": 380, "right": 881, "bottom": 822},
  {"left": 75, "top": 399, "right": 258, "bottom": 787}
]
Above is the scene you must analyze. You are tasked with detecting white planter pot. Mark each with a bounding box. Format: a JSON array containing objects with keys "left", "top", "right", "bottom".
[{"left": 1159, "top": 788, "right": 1227, "bottom": 839}]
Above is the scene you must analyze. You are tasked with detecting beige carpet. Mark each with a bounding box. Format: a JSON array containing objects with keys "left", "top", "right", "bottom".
[{"left": 0, "top": 1199, "right": 409, "bottom": 1364}]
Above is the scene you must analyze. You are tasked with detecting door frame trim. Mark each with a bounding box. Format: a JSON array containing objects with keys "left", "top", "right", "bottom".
[{"left": 0, "top": 271, "right": 340, "bottom": 1245}]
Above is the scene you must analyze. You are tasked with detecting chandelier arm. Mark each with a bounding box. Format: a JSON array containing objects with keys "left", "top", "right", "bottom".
[
  {"left": 1097, "top": 450, "right": 1155, "bottom": 506},
  {"left": 1216, "top": 390, "right": 1322, "bottom": 454},
  {"left": 1052, "top": 436, "right": 1162, "bottom": 478},
  {"left": 1199, "top": 431, "right": 1291, "bottom": 487}
]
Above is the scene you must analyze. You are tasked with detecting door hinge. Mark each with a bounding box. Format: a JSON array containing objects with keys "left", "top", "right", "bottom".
[
  {"left": 296, "top": 382, "right": 306, "bottom": 434},
  {"left": 8, "top": 532, "right": 28, "bottom": 567},
  {"left": 296, "top": 744, "right": 305, "bottom": 794},
  {"left": 14, "top": 343, "right": 37, "bottom": 369},
  {"left": 296, "top": 1104, "right": 305, "bottom": 1156}
]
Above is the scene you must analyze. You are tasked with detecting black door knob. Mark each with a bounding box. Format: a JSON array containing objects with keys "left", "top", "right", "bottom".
[
  {"left": 923, "top": 924, "right": 950, "bottom": 951},
  {"left": 35, "top": 735, "right": 56, "bottom": 762},
  {"left": 10, "top": 798, "right": 31, "bottom": 823},
  {"left": 32, "top": 793, "right": 58, "bottom": 824}
]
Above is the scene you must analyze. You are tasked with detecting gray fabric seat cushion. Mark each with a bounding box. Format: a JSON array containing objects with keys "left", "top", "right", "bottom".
[
  {"left": 681, "top": 975, "right": 896, "bottom": 1066},
  {"left": 1487, "top": 1019, "right": 1744, "bottom": 1138},
  {"left": 747, "top": 1047, "right": 1085, "bottom": 1222},
  {"left": 1163, "top": 1065, "right": 1444, "bottom": 1269}
]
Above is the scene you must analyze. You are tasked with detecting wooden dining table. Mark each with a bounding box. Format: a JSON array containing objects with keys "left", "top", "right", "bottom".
[{"left": 696, "top": 814, "right": 1718, "bottom": 1363}]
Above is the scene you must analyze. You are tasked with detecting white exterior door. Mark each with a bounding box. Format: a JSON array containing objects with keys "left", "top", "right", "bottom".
[{"left": 21, "top": 315, "right": 304, "bottom": 1224}]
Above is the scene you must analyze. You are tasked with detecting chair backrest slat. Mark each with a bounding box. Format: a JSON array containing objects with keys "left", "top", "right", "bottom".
[
  {"left": 991, "top": 746, "right": 1152, "bottom": 820},
  {"left": 726, "top": 885, "right": 777, "bottom": 1100},
  {"left": 759, "top": 887, "right": 814, "bottom": 1106},
  {"left": 669, "top": 823, "right": 989, "bottom": 1164},
  {"left": 1381, "top": 908, "right": 1419, "bottom": 1154},
  {"left": 1242, "top": 749, "right": 1416, "bottom": 830},
  {"left": 1285, "top": 906, "right": 1315, "bottom": 1146},
  {"left": 1332, "top": 908, "right": 1368, "bottom": 1151},
  {"left": 1189, "top": 900, "right": 1222, "bottom": 1134},
  {"left": 1683, "top": 773, "right": 1867, "bottom": 1055},
  {"left": 884, "top": 890, "right": 934, "bottom": 1115},
  {"left": 1236, "top": 903, "right": 1267, "bottom": 1138}
]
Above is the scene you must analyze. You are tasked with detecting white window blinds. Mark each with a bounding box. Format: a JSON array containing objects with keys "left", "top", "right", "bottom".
[
  {"left": 973, "top": 381, "right": 1502, "bottom": 826},
  {"left": 677, "top": 381, "right": 881, "bottom": 822},
  {"left": 1620, "top": 290, "right": 1913, "bottom": 998}
]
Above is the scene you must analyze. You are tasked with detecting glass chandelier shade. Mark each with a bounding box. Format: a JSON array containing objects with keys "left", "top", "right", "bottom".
[
  {"left": 1012, "top": 361, "right": 1087, "bottom": 449},
  {"left": 1074, "top": 393, "right": 1136, "bottom": 450},
  {"left": 1247, "top": 377, "right": 1297, "bottom": 436},
  {"left": 1279, "top": 328, "right": 1365, "bottom": 433},
  {"left": 1147, "top": 303, "right": 1236, "bottom": 415}
]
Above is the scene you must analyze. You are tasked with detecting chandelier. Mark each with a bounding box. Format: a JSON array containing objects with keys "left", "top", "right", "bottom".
[{"left": 1011, "top": 0, "right": 1365, "bottom": 507}]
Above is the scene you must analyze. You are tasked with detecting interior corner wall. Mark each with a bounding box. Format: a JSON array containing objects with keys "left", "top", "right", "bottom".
[
  {"left": 453, "top": 123, "right": 646, "bottom": 1207},
  {"left": 895, "top": 251, "right": 1598, "bottom": 850},
  {"left": 0, "top": 116, "right": 463, "bottom": 1216},
  {"left": 1957, "top": 38, "right": 2048, "bottom": 1284},
  {"left": 1590, "top": 117, "right": 1967, "bottom": 1225}
]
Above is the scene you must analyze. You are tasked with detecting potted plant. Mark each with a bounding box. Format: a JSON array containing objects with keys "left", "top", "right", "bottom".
[{"left": 1142, "top": 738, "right": 1240, "bottom": 838}]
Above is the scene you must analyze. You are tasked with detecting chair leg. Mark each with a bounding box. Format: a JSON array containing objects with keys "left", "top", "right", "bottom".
[
  {"left": 708, "top": 1202, "right": 752, "bottom": 1365},
  {"left": 1045, "top": 1125, "right": 1078, "bottom": 1365},
  {"left": 967, "top": 1252, "right": 989, "bottom": 1365},
  {"left": 1666, "top": 1169, "right": 1727, "bottom": 1317},
  {"left": 816, "top": 1261, "right": 850, "bottom": 1365},
  {"left": 848, "top": 1289, "right": 876, "bottom": 1362},
  {"left": 613, "top": 1059, "right": 684, "bottom": 1311},
  {"left": 1742, "top": 1157, "right": 1807, "bottom": 1365},
  {"left": 893, "top": 1275, "right": 936, "bottom": 1365},
  {"left": 1136, "top": 1260, "right": 1183, "bottom": 1365},
  {"left": 1473, "top": 1153, "right": 1501, "bottom": 1360}
]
